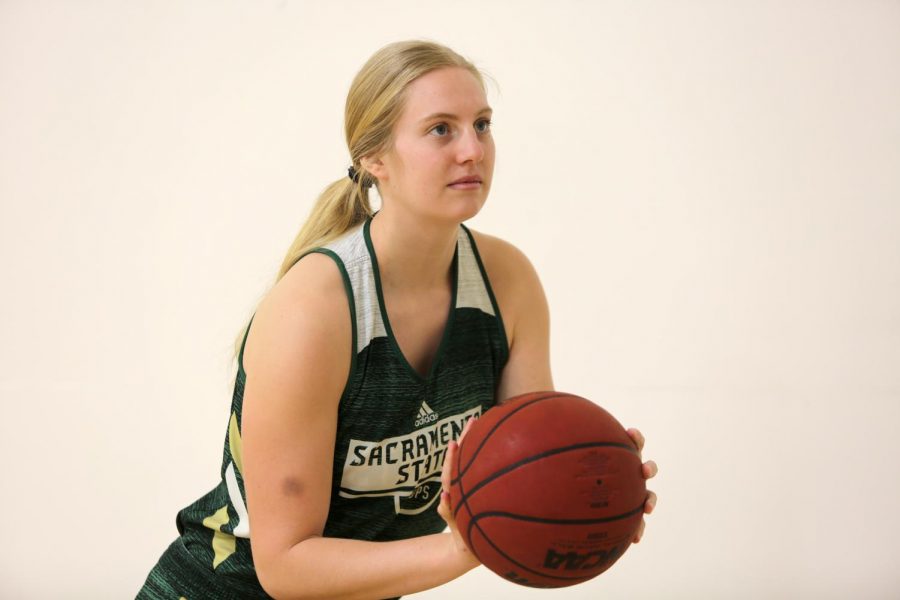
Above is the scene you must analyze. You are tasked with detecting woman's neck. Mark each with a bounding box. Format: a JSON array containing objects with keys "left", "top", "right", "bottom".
[{"left": 368, "top": 208, "right": 458, "bottom": 293}]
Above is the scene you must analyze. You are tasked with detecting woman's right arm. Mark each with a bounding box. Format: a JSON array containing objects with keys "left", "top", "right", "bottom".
[{"left": 241, "top": 253, "right": 478, "bottom": 600}]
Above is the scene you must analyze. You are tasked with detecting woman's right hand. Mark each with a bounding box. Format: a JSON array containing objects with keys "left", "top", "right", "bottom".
[{"left": 437, "top": 415, "right": 481, "bottom": 570}]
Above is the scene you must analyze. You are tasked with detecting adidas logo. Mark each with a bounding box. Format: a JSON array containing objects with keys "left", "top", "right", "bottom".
[{"left": 414, "top": 400, "right": 439, "bottom": 427}]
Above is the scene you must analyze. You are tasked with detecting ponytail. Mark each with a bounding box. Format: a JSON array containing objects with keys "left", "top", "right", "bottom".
[
  {"left": 276, "top": 174, "right": 374, "bottom": 280},
  {"left": 230, "top": 172, "right": 374, "bottom": 364}
]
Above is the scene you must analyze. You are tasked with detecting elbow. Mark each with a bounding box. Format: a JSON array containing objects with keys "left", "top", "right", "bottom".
[
  {"left": 259, "top": 575, "right": 317, "bottom": 600},
  {"left": 255, "top": 543, "right": 299, "bottom": 600},
  {"left": 255, "top": 539, "right": 328, "bottom": 600},
  {"left": 257, "top": 560, "right": 309, "bottom": 600},
  {"left": 256, "top": 559, "right": 292, "bottom": 600}
]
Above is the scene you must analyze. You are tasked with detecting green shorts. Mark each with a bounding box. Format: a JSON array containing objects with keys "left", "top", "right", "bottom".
[{"left": 137, "top": 537, "right": 271, "bottom": 600}]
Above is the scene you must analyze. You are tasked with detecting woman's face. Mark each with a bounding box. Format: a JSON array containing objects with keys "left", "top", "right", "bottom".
[{"left": 366, "top": 66, "right": 495, "bottom": 224}]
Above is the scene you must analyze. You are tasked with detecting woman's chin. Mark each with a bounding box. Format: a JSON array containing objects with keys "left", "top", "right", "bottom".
[{"left": 442, "top": 192, "right": 487, "bottom": 222}]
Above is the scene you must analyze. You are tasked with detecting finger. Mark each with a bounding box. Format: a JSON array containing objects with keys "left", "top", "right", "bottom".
[
  {"left": 442, "top": 440, "right": 457, "bottom": 492},
  {"left": 437, "top": 490, "right": 451, "bottom": 523},
  {"left": 642, "top": 460, "right": 658, "bottom": 479},
  {"left": 626, "top": 428, "right": 644, "bottom": 452},
  {"left": 459, "top": 414, "right": 478, "bottom": 445},
  {"left": 644, "top": 490, "right": 657, "bottom": 514},
  {"left": 633, "top": 518, "right": 645, "bottom": 543}
]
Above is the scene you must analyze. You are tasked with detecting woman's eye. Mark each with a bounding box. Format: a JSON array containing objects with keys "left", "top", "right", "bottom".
[
  {"left": 429, "top": 119, "right": 492, "bottom": 137},
  {"left": 430, "top": 123, "right": 450, "bottom": 136}
]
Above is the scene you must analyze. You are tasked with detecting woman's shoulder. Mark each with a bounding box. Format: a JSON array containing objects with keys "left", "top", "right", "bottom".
[
  {"left": 243, "top": 251, "right": 351, "bottom": 379},
  {"left": 466, "top": 228, "right": 540, "bottom": 291},
  {"left": 266, "top": 251, "right": 349, "bottom": 321}
]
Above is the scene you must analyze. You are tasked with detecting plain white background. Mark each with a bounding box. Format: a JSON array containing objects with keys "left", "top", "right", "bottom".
[{"left": 1, "top": 1, "right": 898, "bottom": 598}]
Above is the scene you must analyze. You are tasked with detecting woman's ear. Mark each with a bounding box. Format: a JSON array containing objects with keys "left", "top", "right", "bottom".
[{"left": 361, "top": 155, "right": 387, "bottom": 182}]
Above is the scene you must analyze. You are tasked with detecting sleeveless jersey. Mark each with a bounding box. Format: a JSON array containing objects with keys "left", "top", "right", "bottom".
[{"left": 138, "top": 216, "right": 509, "bottom": 599}]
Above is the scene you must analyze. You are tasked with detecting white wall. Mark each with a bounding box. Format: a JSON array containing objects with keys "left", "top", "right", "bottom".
[{"left": 1, "top": 0, "right": 898, "bottom": 598}]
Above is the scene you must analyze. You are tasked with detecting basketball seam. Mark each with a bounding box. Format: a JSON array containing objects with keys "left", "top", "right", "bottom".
[
  {"left": 454, "top": 444, "right": 485, "bottom": 566},
  {"left": 452, "top": 392, "right": 566, "bottom": 485},
  {"left": 465, "top": 518, "right": 599, "bottom": 583},
  {"left": 471, "top": 501, "right": 646, "bottom": 526},
  {"left": 463, "top": 502, "right": 644, "bottom": 584},
  {"left": 452, "top": 441, "right": 639, "bottom": 520},
  {"left": 451, "top": 392, "right": 562, "bottom": 529}
]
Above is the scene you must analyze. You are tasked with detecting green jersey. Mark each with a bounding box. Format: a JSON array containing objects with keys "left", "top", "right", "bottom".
[{"left": 139, "top": 216, "right": 509, "bottom": 599}]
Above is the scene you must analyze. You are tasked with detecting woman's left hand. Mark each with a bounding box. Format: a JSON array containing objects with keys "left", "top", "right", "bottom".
[
  {"left": 438, "top": 415, "right": 481, "bottom": 570},
  {"left": 626, "top": 427, "right": 658, "bottom": 544}
]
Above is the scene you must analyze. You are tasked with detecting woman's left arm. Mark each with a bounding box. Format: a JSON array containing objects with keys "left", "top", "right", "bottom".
[
  {"left": 471, "top": 230, "right": 657, "bottom": 542},
  {"left": 474, "top": 231, "right": 553, "bottom": 401}
]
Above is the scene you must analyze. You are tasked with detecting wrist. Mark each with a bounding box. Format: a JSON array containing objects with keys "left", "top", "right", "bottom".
[{"left": 444, "top": 532, "right": 480, "bottom": 573}]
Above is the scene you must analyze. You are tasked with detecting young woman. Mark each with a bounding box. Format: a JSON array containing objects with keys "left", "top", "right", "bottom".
[{"left": 139, "top": 39, "right": 658, "bottom": 600}]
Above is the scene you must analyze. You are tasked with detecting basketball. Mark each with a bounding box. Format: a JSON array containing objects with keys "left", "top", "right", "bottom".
[{"left": 449, "top": 391, "right": 646, "bottom": 588}]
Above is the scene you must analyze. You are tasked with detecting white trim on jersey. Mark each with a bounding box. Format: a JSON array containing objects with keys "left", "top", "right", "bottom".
[{"left": 225, "top": 461, "right": 251, "bottom": 538}]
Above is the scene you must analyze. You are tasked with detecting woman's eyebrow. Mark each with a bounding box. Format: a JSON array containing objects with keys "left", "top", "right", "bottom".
[{"left": 419, "top": 107, "right": 493, "bottom": 123}]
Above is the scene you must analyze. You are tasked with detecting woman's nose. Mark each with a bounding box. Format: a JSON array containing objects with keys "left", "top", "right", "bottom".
[{"left": 457, "top": 128, "right": 484, "bottom": 163}]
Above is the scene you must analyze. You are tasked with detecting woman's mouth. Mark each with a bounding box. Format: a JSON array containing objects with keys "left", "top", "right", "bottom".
[
  {"left": 448, "top": 181, "right": 482, "bottom": 190},
  {"left": 448, "top": 176, "right": 482, "bottom": 189}
]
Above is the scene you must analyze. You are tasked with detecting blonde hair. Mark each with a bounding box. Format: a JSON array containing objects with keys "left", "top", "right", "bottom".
[{"left": 232, "top": 39, "right": 489, "bottom": 365}]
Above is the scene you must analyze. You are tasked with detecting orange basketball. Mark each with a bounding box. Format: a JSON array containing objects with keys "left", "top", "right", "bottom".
[{"left": 449, "top": 391, "right": 646, "bottom": 588}]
